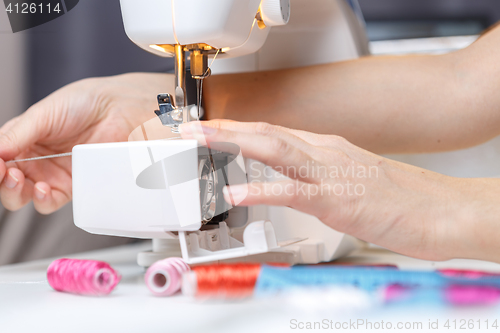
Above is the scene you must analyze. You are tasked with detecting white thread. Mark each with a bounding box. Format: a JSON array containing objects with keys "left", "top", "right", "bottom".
[
  {"left": 5, "top": 137, "right": 182, "bottom": 164},
  {"left": 204, "top": 48, "right": 220, "bottom": 77},
  {"left": 6, "top": 152, "right": 73, "bottom": 163}
]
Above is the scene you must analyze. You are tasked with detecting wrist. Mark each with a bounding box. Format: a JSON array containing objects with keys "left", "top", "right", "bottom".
[{"left": 449, "top": 178, "right": 500, "bottom": 262}]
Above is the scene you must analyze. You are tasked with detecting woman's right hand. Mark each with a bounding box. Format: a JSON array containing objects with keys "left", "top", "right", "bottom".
[
  {"left": 180, "top": 120, "right": 498, "bottom": 262},
  {"left": 0, "top": 72, "right": 173, "bottom": 214}
]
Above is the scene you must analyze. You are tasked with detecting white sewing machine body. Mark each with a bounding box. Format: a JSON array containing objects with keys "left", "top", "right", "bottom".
[
  {"left": 73, "top": 0, "right": 369, "bottom": 266},
  {"left": 73, "top": 139, "right": 284, "bottom": 264}
]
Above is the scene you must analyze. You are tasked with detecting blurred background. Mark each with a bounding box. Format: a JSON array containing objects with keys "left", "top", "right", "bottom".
[
  {"left": 0, "top": 0, "right": 499, "bottom": 264},
  {"left": 360, "top": 0, "right": 500, "bottom": 41}
]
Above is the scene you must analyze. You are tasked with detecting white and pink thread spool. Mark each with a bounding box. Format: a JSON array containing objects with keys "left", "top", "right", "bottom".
[{"left": 145, "top": 257, "right": 190, "bottom": 296}]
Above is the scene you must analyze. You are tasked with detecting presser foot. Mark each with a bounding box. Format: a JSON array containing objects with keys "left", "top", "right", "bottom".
[{"left": 154, "top": 93, "right": 184, "bottom": 132}]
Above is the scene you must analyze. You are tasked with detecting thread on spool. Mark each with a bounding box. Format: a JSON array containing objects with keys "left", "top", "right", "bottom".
[
  {"left": 181, "top": 264, "right": 500, "bottom": 304},
  {"left": 183, "top": 263, "right": 262, "bottom": 298},
  {"left": 145, "top": 257, "right": 190, "bottom": 296},
  {"left": 47, "top": 258, "right": 121, "bottom": 296}
]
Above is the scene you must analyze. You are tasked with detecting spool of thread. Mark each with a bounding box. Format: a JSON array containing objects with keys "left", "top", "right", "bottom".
[
  {"left": 145, "top": 257, "right": 190, "bottom": 296},
  {"left": 182, "top": 263, "right": 262, "bottom": 298},
  {"left": 181, "top": 264, "right": 500, "bottom": 302},
  {"left": 47, "top": 258, "right": 121, "bottom": 296},
  {"left": 255, "top": 266, "right": 500, "bottom": 295},
  {"left": 384, "top": 284, "right": 500, "bottom": 306}
]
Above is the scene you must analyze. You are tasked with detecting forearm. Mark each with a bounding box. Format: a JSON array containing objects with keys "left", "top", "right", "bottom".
[{"left": 204, "top": 26, "right": 500, "bottom": 154}]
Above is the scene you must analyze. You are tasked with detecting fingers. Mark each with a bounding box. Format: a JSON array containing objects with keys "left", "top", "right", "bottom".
[
  {"left": 0, "top": 116, "right": 21, "bottom": 136},
  {"left": 201, "top": 120, "right": 328, "bottom": 147},
  {"left": 0, "top": 159, "right": 6, "bottom": 183},
  {"left": 15, "top": 158, "right": 72, "bottom": 214},
  {"left": 0, "top": 168, "right": 34, "bottom": 211},
  {"left": 200, "top": 120, "right": 322, "bottom": 148},
  {"left": 32, "top": 181, "right": 71, "bottom": 215},
  {"left": 0, "top": 109, "right": 47, "bottom": 161},
  {"left": 0, "top": 171, "right": 70, "bottom": 214},
  {"left": 180, "top": 121, "right": 313, "bottom": 154},
  {"left": 180, "top": 122, "right": 324, "bottom": 183},
  {"left": 222, "top": 181, "right": 332, "bottom": 221},
  {"left": 0, "top": 160, "right": 71, "bottom": 214}
]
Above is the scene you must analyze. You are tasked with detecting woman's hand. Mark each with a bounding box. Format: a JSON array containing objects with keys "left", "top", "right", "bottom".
[
  {"left": 0, "top": 73, "right": 172, "bottom": 214},
  {"left": 179, "top": 120, "right": 494, "bottom": 262}
]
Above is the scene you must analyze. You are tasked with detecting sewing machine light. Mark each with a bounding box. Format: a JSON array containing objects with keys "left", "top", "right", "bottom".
[{"left": 149, "top": 44, "right": 170, "bottom": 54}]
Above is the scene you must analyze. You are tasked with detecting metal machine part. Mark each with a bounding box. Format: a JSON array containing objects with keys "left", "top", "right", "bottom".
[
  {"left": 190, "top": 49, "right": 211, "bottom": 79},
  {"left": 154, "top": 45, "right": 214, "bottom": 132},
  {"left": 198, "top": 149, "right": 232, "bottom": 225},
  {"left": 174, "top": 44, "right": 187, "bottom": 110},
  {"left": 154, "top": 94, "right": 183, "bottom": 131},
  {"left": 151, "top": 92, "right": 232, "bottom": 225},
  {"left": 198, "top": 157, "right": 217, "bottom": 223},
  {"left": 155, "top": 43, "right": 221, "bottom": 216}
]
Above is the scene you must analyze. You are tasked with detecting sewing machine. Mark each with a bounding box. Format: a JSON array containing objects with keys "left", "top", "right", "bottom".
[{"left": 72, "top": 0, "right": 370, "bottom": 266}]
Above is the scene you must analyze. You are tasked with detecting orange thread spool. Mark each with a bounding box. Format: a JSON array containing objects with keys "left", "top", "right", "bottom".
[{"left": 188, "top": 263, "right": 262, "bottom": 298}]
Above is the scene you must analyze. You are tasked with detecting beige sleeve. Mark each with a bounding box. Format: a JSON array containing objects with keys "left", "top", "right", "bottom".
[{"left": 0, "top": 203, "right": 135, "bottom": 265}]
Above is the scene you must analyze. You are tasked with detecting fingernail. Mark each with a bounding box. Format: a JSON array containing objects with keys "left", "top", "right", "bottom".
[
  {"left": 223, "top": 185, "right": 247, "bottom": 202},
  {"left": 35, "top": 185, "right": 47, "bottom": 200},
  {"left": 190, "top": 123, "right": 217, "bottom": 135},
  {"left": 5, "top": 171, "right": 19, "bottom": 189},
  {"left": 179, "top": 123, "right": 192, "bottom": 136},
  {"left": 200, "top": 126, "right": 217, "bottom": 136}
]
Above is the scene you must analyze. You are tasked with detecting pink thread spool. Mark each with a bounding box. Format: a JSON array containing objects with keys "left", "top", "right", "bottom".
[
  {"left": 145, "top": 257, "right": 190, "bottom": 296},
  {"left": 47, "top": 258, "right": 121, "bottom": 296}
]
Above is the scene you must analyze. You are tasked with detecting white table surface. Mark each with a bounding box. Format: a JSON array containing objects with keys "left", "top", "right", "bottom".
[{"left": 2, "top": 242, "right": 500, "bottom": 333}]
